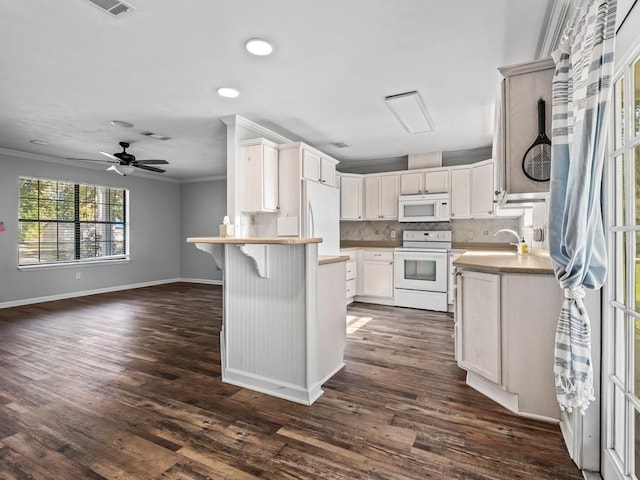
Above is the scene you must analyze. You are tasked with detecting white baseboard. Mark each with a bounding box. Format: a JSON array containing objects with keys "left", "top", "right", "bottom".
[
  {"left": 222, "top": 367, "right": 324, "bottom": 406},
  {"left": 179, "top": 277, "right": 223, "bottom": 286},
  {"left": 0, "top": 277, "right": 222, "bottom": 309}
]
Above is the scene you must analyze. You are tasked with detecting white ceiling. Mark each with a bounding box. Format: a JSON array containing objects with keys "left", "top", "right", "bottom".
[{"left": 0, "top": 0, "right": 553, "bottom": 180}]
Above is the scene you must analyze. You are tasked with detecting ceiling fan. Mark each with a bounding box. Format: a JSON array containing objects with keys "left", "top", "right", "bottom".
[
  {"left": 69, "top": 141, "right": 169, "bottom": 175},
  {"left": 98, "top": 141, "right": 169, "bottom": 175}
]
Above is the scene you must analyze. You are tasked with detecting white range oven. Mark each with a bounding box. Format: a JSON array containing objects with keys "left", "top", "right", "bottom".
[{"left": 394, "top": 230, "right": 451, "bottom": 312}]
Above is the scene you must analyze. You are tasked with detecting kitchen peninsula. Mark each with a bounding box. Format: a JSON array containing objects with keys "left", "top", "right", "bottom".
[
  {"left": 187, "top": 236, "right": 348, "bottom": 405},
  {"left": 453, "top": 251, "right": 562, "bottom": 422}
]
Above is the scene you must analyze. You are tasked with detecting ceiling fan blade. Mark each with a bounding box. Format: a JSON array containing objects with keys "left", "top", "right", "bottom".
[
  {"left": 136, "top": 164, "right": 166, "bottom": 173},
  {"left": 67, "top": 157, "right": 117, "bottom": 164},
  {"left": 135, "top": 159, "right": 169, "bottom": 165},
  {"left": 107, "top": 165, "right": 126, "bottom": 176},
  {"left": 98, "top": 150, "right": 120, "bottom": 161}
]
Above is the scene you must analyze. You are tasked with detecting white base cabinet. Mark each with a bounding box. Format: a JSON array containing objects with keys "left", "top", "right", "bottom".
[
  {"left": 455, "top": 267, "right": 562, "bottom": 422},
  {"left": 353, "top": 248, "right": 395, "bottom": 306},
  {"left": 456, "top": 270, "right": 501, "bottom": 384}
]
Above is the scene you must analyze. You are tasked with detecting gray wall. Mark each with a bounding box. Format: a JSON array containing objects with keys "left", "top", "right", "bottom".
[
  {"left": 0, "top": 152, "right": 182, "bottom": 305},
  {"left": 180, "top": 179, "right": 227, "bottom": 282}
]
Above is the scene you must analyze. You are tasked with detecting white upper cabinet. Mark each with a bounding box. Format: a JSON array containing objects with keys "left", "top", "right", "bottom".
[
  {"left": 302, "top": 147, "right": 337, "bottom": 187},
  {"left": 471, "top": 161, "right": 496, "bottom": 217},
  {"left": 450, "top": 167, "right": 471, "bottom": 219},
  {"left": 399, "top": 169, "right": 449, "bottom": 194},
  {"left": 498, "top": 59, "right": 554, "bottom": 200},
  {"left": 399, "top": 172, "right": 423, "bottom": 195},
  {"left": 450, "top": 160, "right": 496, "bottom": 219},
  {"left": 364, "top": 174, "right": 398, "bottom": 220},
  {"left": 238, "top": 138, "right": 279, "bottom": 213},
  {"left": 340, "top": 174, "right": 363, "bottom": 220},
  {"left": 424, "top": 169, "right": 449, "bottom": 193}
]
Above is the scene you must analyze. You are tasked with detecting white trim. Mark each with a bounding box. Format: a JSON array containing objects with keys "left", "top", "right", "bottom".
[
  {"left": 0, "top": 278, "right": 222, "bottom": 309},
  {"left": 0, "top": 278, "right": 181, "bottom": 309},
  {"left": 180, "top": 175, "right": 227, "bottom": 184},
  {"left": 179, "top": 278, "right": 223, "bottom": 285},
  {"left": 220, "top": 114, "right": 293, "bottom": 144},
  {"left": 537, "top": 0, "right": 572, "bottom": 59},
  {"left": 222, "top": 367, "right": 323, "bottom": 406},
  {"left": 18, "top": 258, "right": 130, "bottom": 271}
]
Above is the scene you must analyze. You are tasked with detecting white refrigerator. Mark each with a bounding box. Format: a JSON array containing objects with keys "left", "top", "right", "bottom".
[{"left": 301, "top": 180, "right": 340, "bottom": 256}]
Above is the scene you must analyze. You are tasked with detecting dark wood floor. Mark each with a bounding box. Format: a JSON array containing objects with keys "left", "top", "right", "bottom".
[{"left": 0, "top": 283, "right": 583, "bottom": 479}]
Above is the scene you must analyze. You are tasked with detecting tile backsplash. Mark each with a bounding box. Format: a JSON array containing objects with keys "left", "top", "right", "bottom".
[{"left": 340, "top": 217, "right": 522, "bottom": 244}]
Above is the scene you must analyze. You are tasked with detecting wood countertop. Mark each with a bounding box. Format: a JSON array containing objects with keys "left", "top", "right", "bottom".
[
  {"left": 318, "top": 255, "right": 350, "bottom": 265},
  {"left": 187, "top": 236, "right": 322, "bottom": 245},
  {"left": 453, "top": 251, "right": 555, "bottom": 274}
]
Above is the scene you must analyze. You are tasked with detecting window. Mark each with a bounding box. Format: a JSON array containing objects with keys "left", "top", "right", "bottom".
[{"left": 18, "top": 177, "right": 128, "bottom": 266}]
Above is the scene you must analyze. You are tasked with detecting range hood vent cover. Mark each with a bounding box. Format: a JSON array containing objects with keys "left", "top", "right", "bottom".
[{"left": 86, "top": 0, "right": 134, "bottom": 17}]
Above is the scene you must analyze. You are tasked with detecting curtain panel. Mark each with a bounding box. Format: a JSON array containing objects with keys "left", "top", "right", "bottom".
[{"left": 549, "top": 0, "right": 617, "bottom": 414}]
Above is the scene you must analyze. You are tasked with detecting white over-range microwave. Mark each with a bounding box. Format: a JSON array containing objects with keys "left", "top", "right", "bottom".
[{"left": 398, "top": 193, "right": 450, "bottom": 222}]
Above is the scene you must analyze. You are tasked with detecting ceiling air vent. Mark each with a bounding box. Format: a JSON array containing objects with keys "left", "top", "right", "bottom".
[
  {"left": 330, "top": 141, "right": 350, "bottom": 148},
  {"left": 140, "top": 131, "right": 172, "bottom": 141},
  {"left": 86, "top": 0, "right": 134, "bottom": 17}
]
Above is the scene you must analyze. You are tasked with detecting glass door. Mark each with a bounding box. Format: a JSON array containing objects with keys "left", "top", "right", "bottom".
[{"left": 604, "top": 48, "right": 640, "bottom": 480}]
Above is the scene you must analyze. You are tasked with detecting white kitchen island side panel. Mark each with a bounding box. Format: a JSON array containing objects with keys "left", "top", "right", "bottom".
[
  {"left": 224, "top": 243, "right": 306, "bottom": 384},
  {"left": 222, "top": 243, "right": 325, "bottom": 405}
]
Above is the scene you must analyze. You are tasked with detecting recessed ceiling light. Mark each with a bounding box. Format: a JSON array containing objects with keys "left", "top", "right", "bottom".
[
  {"left": 245, "top": 38, "right": 273, "bottom": 56},
  {"left": 217, "top": 87, "right": 240, "bottom": 98},
  {"left": 110, "top": 120, "right": 134, "bottom": 128},
  {"left": 30, "top": 140, "right": 49, "bottom": 145}
]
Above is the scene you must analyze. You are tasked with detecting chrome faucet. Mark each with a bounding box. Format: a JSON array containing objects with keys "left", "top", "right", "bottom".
[{"left": 493, "top": 228, "right": 521, "bottom": 251}]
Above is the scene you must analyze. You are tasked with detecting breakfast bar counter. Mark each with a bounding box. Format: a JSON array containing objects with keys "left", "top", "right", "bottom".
[{"left": 187, "top": 236, "right": 347, "bottom": 405}]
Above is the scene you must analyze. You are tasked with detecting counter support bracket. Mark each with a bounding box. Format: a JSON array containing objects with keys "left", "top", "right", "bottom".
[{"left": 238, "top": 244, "right": 269, "bottom": 278}]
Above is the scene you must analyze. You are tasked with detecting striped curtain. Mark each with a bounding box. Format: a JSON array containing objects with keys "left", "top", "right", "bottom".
[{"left": 549, "top": 0, "right": 617, "bottom": 414}]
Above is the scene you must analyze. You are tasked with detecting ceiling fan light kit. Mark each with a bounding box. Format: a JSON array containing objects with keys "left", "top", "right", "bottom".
[{"left": 107, "top": 164, "right": 135, "bottom": 176}]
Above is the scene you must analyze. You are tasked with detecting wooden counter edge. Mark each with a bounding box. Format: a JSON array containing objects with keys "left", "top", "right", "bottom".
[
  {"left": 318, "top": 255, "right": 350, "bottom": 265},
  {"left": 186, "top": 236, "right": 323, "bottom": 245},
  {"left": 453, "top": 254, "right": 555, "bottom": 274}
]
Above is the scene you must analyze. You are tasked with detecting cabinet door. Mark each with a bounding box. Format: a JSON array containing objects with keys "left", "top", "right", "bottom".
[
  {"left": 471, "top": 161, "right": 495, "bottom": 217},
  {"left": 364, "top": 176, "right": 381, "bottom": 220},
  {"left": 424, "top": 169, "right": 449, "bottom": 193},
  {"left": 320, "top": 157, "right": 336, "bottom": 187},
  {"left": 340, "top": 176, "right": 362, "bottom": 220},
  {"left": 302, "top": 149, "right": 321, "bottom": 182},
  {"left": 457, "top": 270, "right": 501, "bottom": 384},
  {"left": 450, "top": 168, "right": 471, "bottom": 218},
  {"left": 362, "top": 260, "right": 394, "bottom": 297},
  {"left": 504, "top": 63, "right": 554, "bottom": 196},
  {"left": 262, "top": 144, "right": 278, "bottom": 211},
  {"left": 239, "top": 144, "right": 278, "bottom": 213},
  {"left": 379, "top": 174, "right": 399, "bottom": 219},
  {"left": 399, "top": 172, "right": 423, "bottom": 194}
]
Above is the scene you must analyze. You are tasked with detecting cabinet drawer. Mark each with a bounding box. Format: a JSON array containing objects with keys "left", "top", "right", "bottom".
[
  {"left": 346, "top": 260, "right": 356, "bottom": 280},
  {"left": 363, "top": 251, "right": 394, "bottom": 262},
  {"left": 346, "top": 279, "right": 356, "bottom": 299}
]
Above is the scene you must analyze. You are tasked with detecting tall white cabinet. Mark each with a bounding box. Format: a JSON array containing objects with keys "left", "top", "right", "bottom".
[
  {"left": 238, "top": 138, "right": 279, "bottom": 213},
  {"left": 339, "top": 174, "right": 363, "bottom": 220}
]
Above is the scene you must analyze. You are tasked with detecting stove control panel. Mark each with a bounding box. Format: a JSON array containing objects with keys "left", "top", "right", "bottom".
[{"left": 402, "top": 230, "right": 452, "bottom": 242}]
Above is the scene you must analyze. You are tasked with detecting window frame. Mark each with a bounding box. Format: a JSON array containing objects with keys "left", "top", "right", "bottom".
[{"left": 17, "top": 176, "right": 130, "bottom": 269}]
